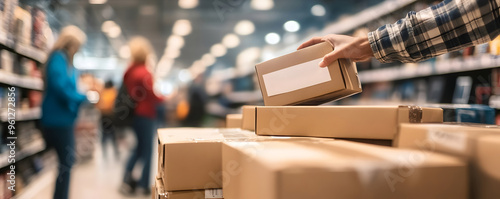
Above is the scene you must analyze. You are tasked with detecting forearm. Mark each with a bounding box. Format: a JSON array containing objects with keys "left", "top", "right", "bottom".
[{"left": 369, "top": 0, "right": 500, "bottom": 63}]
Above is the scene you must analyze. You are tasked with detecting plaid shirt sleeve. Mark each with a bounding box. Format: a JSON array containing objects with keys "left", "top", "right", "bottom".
[{"left": 368, "top": 0, "right": 500, "bottom": 63}]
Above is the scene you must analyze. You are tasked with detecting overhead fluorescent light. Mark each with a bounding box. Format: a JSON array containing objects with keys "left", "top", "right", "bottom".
[
  {"left": 173, "top": 19, "right": 192, "bottom": 36},
  {"left": 311, "top": 4, "right": 326, "bottom": 16},
  {"left": 222, "top": 34, "right": 240, "bottom": 49},
  {"left": 234, "top": 20, "right": 255, "bottom": 36},
  {"left": 167, "top": 35, "right": 185, "bottom": 49},
  {"left": 283, "top": 20, "right": 300, "bottom": 32},
  {"left": 265, "top": 32, "right": 280, "bottom": 45},
  {"left": 179, "top": 0, "right": 199, "bottom": 9},
  {"left": 89, "top": 0, "right": 107, "bottom": 4},
  {"left": 201, "top": 53, "right": 216, "bottom": 66},
  {"left": 210, "top": 44, "right": 227, "bottom": 57},
  {"left": 119, "top": 45, "right": 130, "bottom": 59},
  {"left": 251, "top": 0, "right": 274, "bottom": 10},
  {"left": 101, "top": 20, "right": 116, "bottom": 33}
]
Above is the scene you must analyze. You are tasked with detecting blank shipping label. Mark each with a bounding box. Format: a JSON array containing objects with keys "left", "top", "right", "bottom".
[{"left": 263, "top": 58, "right": 331, "bottom": 97}]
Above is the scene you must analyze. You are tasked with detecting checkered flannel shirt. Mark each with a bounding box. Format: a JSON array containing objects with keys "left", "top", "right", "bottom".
[{"left": 368, "top": 0, "right": 500, "bottom": 63}]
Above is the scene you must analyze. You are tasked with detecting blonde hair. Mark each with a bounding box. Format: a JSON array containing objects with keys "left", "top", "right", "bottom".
[
  {"left": 129, "top": 36, "right": 153, "bottom": 64},
  {"left": 51, "top": 25, "right": 86, "bottom": 62}
]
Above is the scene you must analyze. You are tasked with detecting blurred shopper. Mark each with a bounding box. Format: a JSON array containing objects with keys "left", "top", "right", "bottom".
[
  {"left": 120, "top": 37, "right": 164, "bottom": 196},
  {"left": 298, "top": 0, "right": 500, "bottom": 65},
  {"left": 96, "top": 80, "right": 119, "bottom": 159},
  {"left": 41, "top": 25, "right": 88, "bottom": 199},
  {"left": 182, "top": 75, "right": 208, "bottom": 127}
]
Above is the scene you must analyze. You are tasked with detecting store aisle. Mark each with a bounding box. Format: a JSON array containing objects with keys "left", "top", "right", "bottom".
[{"left": 16, "top": 131, "right": 158, "bottom": 199}]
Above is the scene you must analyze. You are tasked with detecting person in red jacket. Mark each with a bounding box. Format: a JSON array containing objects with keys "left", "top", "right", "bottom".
[{"left": 120, "top": 36, "right": 164, "bottom": 195}]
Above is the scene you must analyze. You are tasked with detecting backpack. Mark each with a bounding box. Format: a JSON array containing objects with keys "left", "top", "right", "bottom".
[{"left": 113, "top": 83, "right": 136, "bottom": 127}]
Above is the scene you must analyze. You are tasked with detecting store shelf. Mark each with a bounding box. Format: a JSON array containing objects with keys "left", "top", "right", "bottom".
[
  {"left": 358, "top": 56, "right": 500, "bottom": 83},
  {"left": 0, "top": 139, "right": 45, "bottom": 169},
  {"left": 0, "top": 70, "right": 44, "bottom": 90},
  {"left": 321, "top": 0, "right": 417, "bottom": 35},
  {"left": 277, "top": 0, "right": 418, "bottom": 56},
  {"left": 0, "top": 32, "right": 48, "bottom": 63},
  {"left": 0, "top": 107, "right": 42, "bottom": 122}
]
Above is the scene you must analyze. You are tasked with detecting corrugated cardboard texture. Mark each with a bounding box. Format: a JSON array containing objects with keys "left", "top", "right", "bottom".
[
  {"left": 242, "top": 106, "right": 256, "bottom": 131},
  {"left": 226, "top": 114, "right": 243, "bottom": 128},
  {"left": 255, "top": 106, "right": 443, "bottom": 140},
  {"left": 255, "top": 42, "right": 361, "bottom": 106},
  {"left": 397, "top": 124, "right": 500, "bottom": 199},
  {"left": 222, "top": 140, "right": 467, "bottom": 199}
]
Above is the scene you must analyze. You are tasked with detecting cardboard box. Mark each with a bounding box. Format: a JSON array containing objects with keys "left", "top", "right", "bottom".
[
  {"left": 157, "top": 128, "right": 314, "bottom": 191},
  {"left": 255, "top": 105, "right": 443, "bottom": 140},
  {"left": 222, "top": 140, "right": 467, "bottom": 199},
  {"left": 154, "top": 177, "right": 223, "bottom": 199},
  {"left": 242, "top": 106, "right": 256, "bottom": 131},
  {"left": 255, "top": 42, "right": 362, "bottom": 106},
  {"left": 157, "top": 128, "right": 253, "bottom": 191},
  {"left": 225, "top": 114, "right": 243, "bottom": 128},
  {"left": 396, "top": 123, "right": 500, "bottom": 199}
]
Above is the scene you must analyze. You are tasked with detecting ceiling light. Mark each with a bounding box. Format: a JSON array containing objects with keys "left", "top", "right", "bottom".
[
  {"left": 119, "top": 45, "right": 130, "bottom": 59},
  {"left": 202, "top": 53, "right": 216, "bottom": 66},
  {"left": 173, "top": 19, "right": 192, "bottom": 36},
  {"left": 167, "top": 35, "right": 185, "bottom": 49},
  {"left": 107, "top": 25, "right": 121, "bottom": 38},
  {"left": 210, "top": 44, "right": 227, "bottom": 57},
  {"left": 222, "top": 34, "right": 240, "bottom": 48},
  {"left": 165, "top": 48, "right": 181, "bottom": 59},
  {"left": 159, "top": 81, "right": 174, "bottom": 95},
  {"left": 89, "top": 0, "right": 107, "bottom": 4},
  {"left": 101, "top": 20, "right": 116, "bottom": 33},
  {"left": 265, "top": 32, "right": 280, "bottom": 45},
  {"left": 283, "top": 20, "right": 300, "bottom": 32},
  {"left": 250, "top": 0, "right": 274, "bottom": 10},
  {"left": 311, "top": 4, "right": 326, "bottom": 17},
  {"left": 179, "top": 0, "right": 199, "bottom": 9},
  {"left": 178, "top": 69, "right": 192, "bottom": 82},
  {"left": 234, "top": 20, "right": 255, "bottom": 36}
]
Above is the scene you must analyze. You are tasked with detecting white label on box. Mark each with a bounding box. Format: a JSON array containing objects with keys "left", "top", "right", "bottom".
[
  {"left": 427, "top": 130, "right": 467, "bottom": 152},
  {"left": 262, "top": 58, "right": 331, "bottom": 97},
  {"left": 205, "top": 189, "right": 223, "bottom": 198}
]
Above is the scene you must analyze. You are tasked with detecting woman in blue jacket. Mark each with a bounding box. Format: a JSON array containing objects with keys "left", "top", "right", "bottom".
[{"left": 41, "top": 26, "right": 88, "bottom": 199}]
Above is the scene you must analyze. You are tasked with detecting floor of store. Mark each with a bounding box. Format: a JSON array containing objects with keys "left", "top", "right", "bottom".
[{"left": 15, "top": 131, "right": 157, "bottom": 199}]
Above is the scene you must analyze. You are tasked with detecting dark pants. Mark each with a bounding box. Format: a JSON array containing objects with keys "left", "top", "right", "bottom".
[
  {"left": 42, "top": 126, "right": 76, "bottom": 199},
  {"left": 124, "top": 115, "right": 155, "bottom": 189},
  {"left": 101, "top": 115, "right": 119, "bottom": 158}
]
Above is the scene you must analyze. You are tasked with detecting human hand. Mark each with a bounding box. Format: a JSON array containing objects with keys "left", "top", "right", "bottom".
[{"left": 297, "top": 34, "right": 373, "bottom": 67}]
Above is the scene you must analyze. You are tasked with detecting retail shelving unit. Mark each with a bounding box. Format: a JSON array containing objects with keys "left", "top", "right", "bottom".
[
  {"left": 268, "top": 0, "right": 500, "bottom": 125},
  {"left": 0, "top": 8, "right": 49, "bottom": 196}
]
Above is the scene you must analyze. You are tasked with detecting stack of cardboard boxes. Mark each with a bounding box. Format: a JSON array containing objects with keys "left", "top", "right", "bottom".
[{"left": 153, "top": 42, "right": 500, "bottom": 199}]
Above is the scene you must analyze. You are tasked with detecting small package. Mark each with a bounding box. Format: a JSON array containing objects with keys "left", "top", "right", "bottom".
[{"left": 255, "top": 42, "right": 361, "bottom": 106}]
